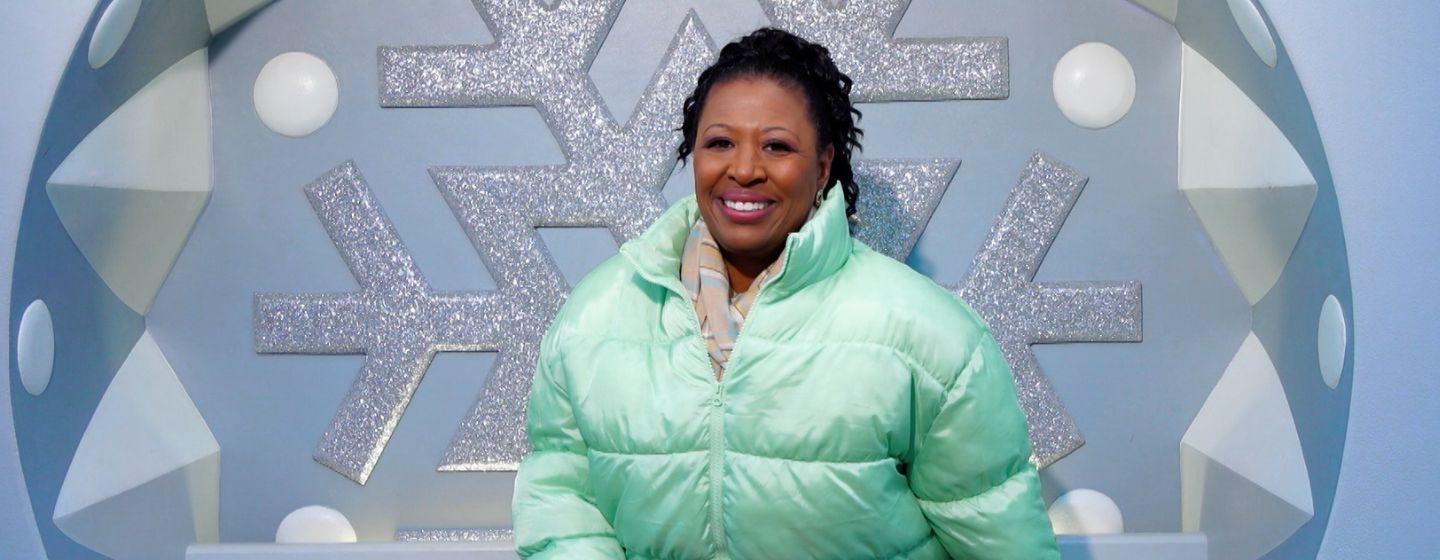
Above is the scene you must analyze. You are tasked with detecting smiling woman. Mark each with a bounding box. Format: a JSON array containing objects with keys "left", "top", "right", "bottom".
[
  {"left": 510, "top": 27, "right": 1059, "bottom": 559},
  {"left": 688, "top": 76, "right": 834, "bottom": 293},
  {"left": 679, "top": 28, "right": 859, "bottom": 295}
]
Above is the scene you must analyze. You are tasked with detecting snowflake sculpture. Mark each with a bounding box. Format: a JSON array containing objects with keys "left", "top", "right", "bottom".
[
  {"left": 254, "top": 162, "right": 501, "bottom": 485},
  {"left": 950, "top": 153, "right": 1143, "bottom": 468},
  {"left": 255, "top": 0, "right": 1137, "bottom": 483}
]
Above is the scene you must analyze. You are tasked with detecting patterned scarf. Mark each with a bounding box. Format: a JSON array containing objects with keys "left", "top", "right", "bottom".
[{"left": 680, "top": 205, "right": 816, "bottom": 380}]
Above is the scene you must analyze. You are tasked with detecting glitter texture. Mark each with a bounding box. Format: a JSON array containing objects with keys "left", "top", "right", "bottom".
[
  {"left": 852, "top": 159, "right": 958, "bottom": 260},
  {"left": 396, "top": 527, "right": 514, "bottom": 542},
  {"left": 758, "top": 0, "right": 1009, "bottom": 101},
  {"left": 416, "top": 6, "right": 718, "bottom": 474},
  {"left": 253, "top": 162, "right": 500, "bottom": 484},
  {"left": 949, "top": 152, "right": 1144, "bottom": 469}
]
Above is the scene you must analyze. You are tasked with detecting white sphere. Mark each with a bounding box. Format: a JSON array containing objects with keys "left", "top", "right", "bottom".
[
  {"left": 1318, "top": 294, "right": 1347, "bottom": 389},
  {"left": 1052, "top": 42, "right": 1136, "bottom": 129},
  {"left": 275, "top": 505, "right": 357, "bottom": 543},
  {"left": 1048, "top": 488, "right": 1124, "bottom": 535},
  {"left": 89, "top": 0, "right": 143, "bottom": 69},
  {"left": 17, "top": 299, "right": 55, "bottom": 396},
  {"left": 253, "top": 52, "right": 339, "bottom": 137}
]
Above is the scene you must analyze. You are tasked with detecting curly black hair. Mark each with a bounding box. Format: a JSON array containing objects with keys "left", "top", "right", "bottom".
[{"left": 676, "top": 27, "right": 864, "bottom": 219}]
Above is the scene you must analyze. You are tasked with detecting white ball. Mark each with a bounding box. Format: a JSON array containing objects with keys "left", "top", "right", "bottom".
[
  {"left": 253, "top": 52, "right": 339, "bottom": 137},
  {"left": 1318, "top": 294, "right": 1347, "bottom": 389},
  {"left": 1048, "top": 488, "right": 1124, "bottom": 535},
  {"left": 275, "top": 505, "right": 357, "bottom": 543},
  {"left": 17, "top": 299, "right": 55, "bottom": 396},
  {"left": 1052, "top": 42, "right": 1136, "bottom": 129}
]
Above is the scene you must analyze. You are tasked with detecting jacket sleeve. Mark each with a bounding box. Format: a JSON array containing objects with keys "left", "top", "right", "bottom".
[
  {"left": 907, "top": 324, "right": 1061, "bottom": 559},
  {"left": 511, "top": 329, "right": 626, "bottom": 559}
]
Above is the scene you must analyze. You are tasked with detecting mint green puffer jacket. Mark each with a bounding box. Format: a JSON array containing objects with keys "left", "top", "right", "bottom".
[{"left": 512, "top": 186, "right": 1060, "bottom": 559}]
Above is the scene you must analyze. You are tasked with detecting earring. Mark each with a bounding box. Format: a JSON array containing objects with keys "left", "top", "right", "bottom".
[{"left": 814, "top": 189, "right": 824, "bottom": 208}]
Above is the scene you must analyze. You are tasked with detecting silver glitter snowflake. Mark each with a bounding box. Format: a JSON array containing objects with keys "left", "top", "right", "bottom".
[
  {"left": 948, "top": 152, "right": 1143, "bottom": 469},
  {"left": 758, "top": 0, "right": 1008, "bottom": 101},
  {"left": 253, "top": 162, "right": 502, "bottom": 484},
  {"left": 342, "top": 0, "right": 978, "bottom": 477}
]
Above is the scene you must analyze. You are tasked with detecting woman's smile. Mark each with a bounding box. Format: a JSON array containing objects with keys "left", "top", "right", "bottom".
[{"left": 715, "top": 188, "right": 778, "bottom": 224}]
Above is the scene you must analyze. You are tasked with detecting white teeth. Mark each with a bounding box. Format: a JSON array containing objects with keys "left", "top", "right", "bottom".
[{"left": 723, "top": 199, "right": 771, "bottom": 212}]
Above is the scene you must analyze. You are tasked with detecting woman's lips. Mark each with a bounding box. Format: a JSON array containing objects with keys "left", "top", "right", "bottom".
[{"left": 714, "top": 196, "right": 776, "bottom": 225}]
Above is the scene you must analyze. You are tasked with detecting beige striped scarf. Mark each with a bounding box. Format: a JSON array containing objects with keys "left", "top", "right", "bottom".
[{"left": 680, "top": 206, "right": 815, "bottom": 380}]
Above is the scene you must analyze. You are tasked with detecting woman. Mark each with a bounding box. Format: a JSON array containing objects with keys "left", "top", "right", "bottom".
[{"left": 512, "top": 28, "right": 1060, "bottom": 559}]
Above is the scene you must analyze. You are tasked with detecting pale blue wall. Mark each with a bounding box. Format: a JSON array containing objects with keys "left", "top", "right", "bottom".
[
  {"left": 0, "top": 3, "right": 101, "bottom": 558},
  {"left": 1254, "top": 1, "right": 1440, "bottom": 557}
]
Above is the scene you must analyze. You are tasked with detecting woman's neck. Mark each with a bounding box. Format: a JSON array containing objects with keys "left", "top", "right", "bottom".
[{"left": 721, "top": 245, "right": 783, "bottom": 294}]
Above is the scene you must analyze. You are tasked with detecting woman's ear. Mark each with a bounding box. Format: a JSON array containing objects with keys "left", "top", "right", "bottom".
[{"left": 818, "top": 143, "right": 835, "bottom": 190}]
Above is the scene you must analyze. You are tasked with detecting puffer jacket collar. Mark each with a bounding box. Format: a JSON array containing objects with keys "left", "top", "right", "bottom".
[{"left": 619, "top": 185, "right": 853, "bottom": 302}]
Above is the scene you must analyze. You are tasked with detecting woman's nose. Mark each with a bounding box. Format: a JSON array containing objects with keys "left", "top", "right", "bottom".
[{"left": 728, "top": 146, "right": 765, "bottom": 186}]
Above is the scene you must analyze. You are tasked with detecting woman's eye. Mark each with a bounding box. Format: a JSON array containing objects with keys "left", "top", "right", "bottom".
[
  {"left": 765, "top": 141, "right": 794, "bottom": 153},
  {"left": 705, "top": 138, "right": 733, "bottom": 149}
]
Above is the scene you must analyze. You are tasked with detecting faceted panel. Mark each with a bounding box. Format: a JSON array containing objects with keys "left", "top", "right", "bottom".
[
  {"left": 1181, "top": 332, "right": 1313, "bottom": 559},
  {"left": 1182, "top": 184, "right": 1317, "bottom": 305},
  {"left": 53, "top": 331, "right": 220, "bottom": 560},
  {"left": 46, "top": 49, "right": 212, "bottom": 314},
  {"left": 203, "top": 0, "right": 273, "bottom": 35},
  {"left": 1179, "top": 44, "right": 1317, "bottom": 304}
]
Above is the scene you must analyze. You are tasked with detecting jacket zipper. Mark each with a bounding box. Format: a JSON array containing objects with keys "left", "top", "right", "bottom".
[
  {"left": 667, "top": 254, "right": 786, "bottom": 560},
  {"left": 672, "top": 288, "right": 731, "bottom": 558}
]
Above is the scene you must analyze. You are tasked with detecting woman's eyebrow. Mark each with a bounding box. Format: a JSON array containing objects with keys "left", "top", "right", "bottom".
[
  {"left": 702, "top": 123, "right": 730, "bottom": 133},
  {"left": 763, "top": 126, "right": 795, "bottom": 135}
]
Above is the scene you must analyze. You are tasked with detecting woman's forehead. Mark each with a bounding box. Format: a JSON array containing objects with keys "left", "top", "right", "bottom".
[{"left": 699, "top": 77, "right": 814, "bottom": 132}]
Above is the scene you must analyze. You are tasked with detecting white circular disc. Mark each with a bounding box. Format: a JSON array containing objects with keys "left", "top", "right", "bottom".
[
  {"left": 275, "top": 505, "right": 357, "bottom": 543},
  {"left": 1052, "top": 42, "right": 1137, "bottom": 129},
  {"left": 17, "top": 299, "right": 55, "bottom": 396},
  {"left": 1048, "top": 488, "right": 1124, "bottom": 535},
  {"left": 253, "top": 52, "right": 339, "bottom": 138},
  {"left": 88, "top": 0, "right": 144, "bottom": 69},
  {"left": 1227, "top": 0, "right": 1279, "bottom": 67},
  {"left": 1318, "top": 294, "right": 1347, "bottom": 389}
]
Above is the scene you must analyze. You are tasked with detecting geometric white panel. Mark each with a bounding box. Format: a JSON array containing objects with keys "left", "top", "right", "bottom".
[
  {"left": 51, "top": 49, "right": 211, "bottom": 194},
  {"left": 17, "top": 299, "right": 55, "bottom": 396},
  {"left": 53, "top": 331, "right": 219, "bottom": 560},
  {"left": 46, "top": 48, "right": 212, "bottom": 315},
  {"left": 1126, "top": 0, "right": 1179, "bottom": 23},
  {"left": 89, "top": 0, "right": 143, "bottom": 68},
  {"left": 1179, "top": 44, "right": 1317, "bottom": 305},
  {"left": 1179, "top": 44, "right": 1313, "bottom": 192},
  {"left": 1179, "top": 44, "right": 1312, "bottom": 191},
  {"left": 203, "top": 0, "right": 273, "bottom": 35},
  {"left": 1182, "top": 184, "right": 1316, "bottom": 305},
  {"left": 1181, "top": 332, "right": 1313, "bottom": 560}
]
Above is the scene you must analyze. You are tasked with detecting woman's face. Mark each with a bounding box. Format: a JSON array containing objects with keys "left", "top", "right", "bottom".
[{"left": 693, "top": 75, "right": 834, "bottom": 263}]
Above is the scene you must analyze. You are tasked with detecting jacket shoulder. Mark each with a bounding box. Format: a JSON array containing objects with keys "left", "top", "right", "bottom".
[
  {"left": 833, "top": 242, "right": 994, "bottom": 387},
  {"left": 541, "top": 252, "right": 655, "bottom": 347}
]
